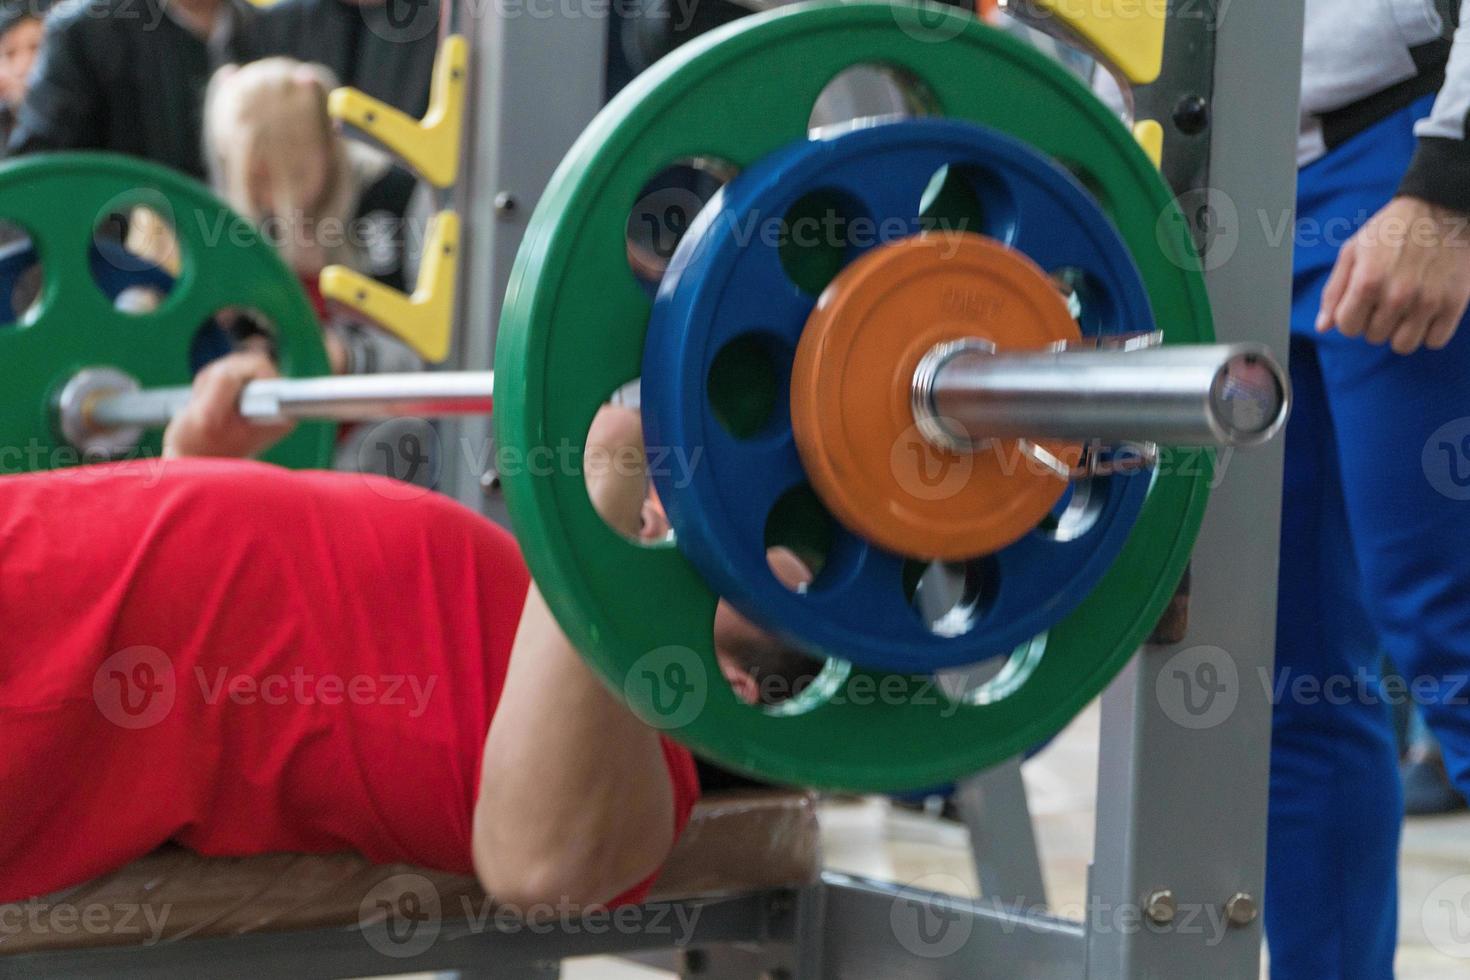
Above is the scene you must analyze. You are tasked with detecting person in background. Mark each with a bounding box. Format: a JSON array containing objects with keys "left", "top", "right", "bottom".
[
  {"left": 8, "top": 0, "right": 267, "bottom": 176},
  {"left": 1265, "top": 1, "right": 1470, "bottom": 977},
  {"left": 1038, "top": 0, "right": 1470, "bottom": 971},
  {"left": 0, "top": 0, "right": 44, "bottom": 307},
  {"left": 253, "top": 0, "right": 440, "bottom": 119},
  {"left": 202, "top": 57, "right": 420, "bottom": 375},
  {"left": 7, "top": 0, "right": 438, "bottom": 171},
  {"left": 0, "top": 0, "right": 43, "bottom": 151},
  {"left": 200, "top": 56, "right": 430, "bottom": 483}
]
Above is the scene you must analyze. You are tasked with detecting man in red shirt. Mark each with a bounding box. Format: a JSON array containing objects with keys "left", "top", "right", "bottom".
[{"left": 0, "top": 352, "right": 814, "bottom": 914}]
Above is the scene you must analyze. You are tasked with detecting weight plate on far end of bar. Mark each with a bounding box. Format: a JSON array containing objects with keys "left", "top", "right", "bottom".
[{"left": 0, "top": 153, "right": 334, "bottom": 472}]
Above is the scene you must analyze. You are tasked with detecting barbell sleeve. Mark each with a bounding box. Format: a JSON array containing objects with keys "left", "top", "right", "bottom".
[
  {"left": 912, "top": 341, "right": 1289, "bottom": 450},
  {"left": 87, "top": 371, "right": 496, "bottom": 429}
]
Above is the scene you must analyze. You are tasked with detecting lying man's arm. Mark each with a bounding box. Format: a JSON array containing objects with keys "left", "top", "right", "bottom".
[
  {"left": 474, "top": 585, "right": 683, "bottom": 911},
  {"left": 474, "top": 405, "right": 686, "bottom": 910}
]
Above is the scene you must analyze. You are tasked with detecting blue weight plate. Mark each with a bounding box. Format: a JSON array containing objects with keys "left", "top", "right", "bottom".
[{"left": 642, "top": 117, "right": 1154, "bottom": 673}]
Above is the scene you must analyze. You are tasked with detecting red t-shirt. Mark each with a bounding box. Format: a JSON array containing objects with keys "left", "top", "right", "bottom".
[{"left": 0, "top": 459, "right": 698, "bottom": 903}]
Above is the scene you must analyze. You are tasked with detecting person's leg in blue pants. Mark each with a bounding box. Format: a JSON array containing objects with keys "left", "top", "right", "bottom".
[
  {"left": 1268, "top": 335, "right": 1401, "bottom": 978},
  {"left": 1267, "top": 94, "right": 1470, "bottom": 978}
]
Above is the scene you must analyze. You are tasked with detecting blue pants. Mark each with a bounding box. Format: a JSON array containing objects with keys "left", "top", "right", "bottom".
[{"left": 1267, "top": 95, "right": 1470, "bottom": 977}]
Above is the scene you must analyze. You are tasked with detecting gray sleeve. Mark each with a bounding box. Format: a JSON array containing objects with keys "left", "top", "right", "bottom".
[
  {"left": 332, "top": 322, "right": 425, "bottom": 377},
  {"left": 1402, "top": 0, "right": 1470, "bottom": 212}
]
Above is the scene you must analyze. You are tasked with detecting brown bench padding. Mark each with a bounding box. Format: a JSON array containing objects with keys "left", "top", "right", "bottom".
[{"left": 0, "top": 790, "right": 819, "bottom": 955}]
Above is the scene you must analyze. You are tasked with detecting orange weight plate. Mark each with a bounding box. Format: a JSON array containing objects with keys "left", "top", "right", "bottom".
[{"left": 791, "top": 232, "right": 1081, "bottom": 561}]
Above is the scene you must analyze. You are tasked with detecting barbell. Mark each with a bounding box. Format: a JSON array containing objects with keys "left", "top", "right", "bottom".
[
  {"left": 54, "top": 346, "right": 1271, "bottom": 455},
  {"left": 3, "top": 2, "right": 1288, "bottom": 791}
]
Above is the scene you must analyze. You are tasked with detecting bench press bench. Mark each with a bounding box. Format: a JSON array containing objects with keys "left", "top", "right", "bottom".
[{"left": 0, "top": 790, "right": 822, "bottom": 978}]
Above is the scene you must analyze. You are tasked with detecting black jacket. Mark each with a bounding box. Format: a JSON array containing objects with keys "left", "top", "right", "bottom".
[
  {"left": 8, "top": 0, "right": 438, "bottom": 178},
  {"left": 8, "top": 0, "right": 267, "bottom": 178},
  {"left": 251, "top": 0, "right": 439, "bottom": 120}
]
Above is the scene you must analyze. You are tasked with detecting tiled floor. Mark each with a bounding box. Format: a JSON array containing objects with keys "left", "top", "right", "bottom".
[{"left": 564, "top": 698, "right": 1470, "bottom": 978}]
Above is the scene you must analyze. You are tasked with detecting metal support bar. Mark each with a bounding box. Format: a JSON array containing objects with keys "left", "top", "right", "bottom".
[
  {"left": 444, "top": 0, "right": 607, "bottom": 517},
  {"left": 817, "top": 873, "right": 1086, "bottom": 979},
  {"left": 1085, "top": 0, "right": 1302, "bottom": 976},
  {"left": 84, "top": 371, "right": 495, "bottom": 430},
  {"left": 914, "top": 341, "right": 1288, "bottom": 450},
  {"left": 955, "top": 757, "right": 1049, "bottom": 910}
]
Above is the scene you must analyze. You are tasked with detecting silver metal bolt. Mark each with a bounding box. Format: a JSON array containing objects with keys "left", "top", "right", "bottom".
[
  {"left": 1144, "top": 889, "right": 1177, "bottom": 925},
  {"left": 1224, "top": 892, "right": 1258, "bottom": 927},
  {"left": 494, "top": 192, "right": 518, "bottom": 218}
]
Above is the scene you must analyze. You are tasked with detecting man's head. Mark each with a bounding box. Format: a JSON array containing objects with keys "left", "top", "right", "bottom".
[
  {"left": 710, "top": 547, "right": 827, "bottom": 706},
  {"left": 204, "top": 59, "right": 351, "bottom": 277},
  {"left": 637, "top": 498, "right": 825, "bottom": 706},
  {"left": 0, "top": 1, "right": 44, "bottom": 106}
]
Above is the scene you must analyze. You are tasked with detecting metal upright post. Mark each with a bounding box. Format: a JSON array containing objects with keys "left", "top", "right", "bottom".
[
  {"left": 441, "top": 3, "right": 610, "bottom": 518},
  {"left": 955, "top": 758, "right": 1049, "bottom": 909},
  {"left": 1085, "top": 1, "right": 1303, "bottom": 976}
]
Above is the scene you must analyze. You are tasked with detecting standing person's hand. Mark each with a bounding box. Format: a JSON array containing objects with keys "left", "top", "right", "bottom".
[{"left": 1317, "top": 196, "right": 1470, "bottom": 355}]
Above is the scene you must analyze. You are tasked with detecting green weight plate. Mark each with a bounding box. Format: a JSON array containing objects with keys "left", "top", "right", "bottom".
[
  {"left": 0, "top": 153, "right": 334, "bottom": 472},
  {"left": 496, "top": 2, "right": 1212, "bottom": 791}
]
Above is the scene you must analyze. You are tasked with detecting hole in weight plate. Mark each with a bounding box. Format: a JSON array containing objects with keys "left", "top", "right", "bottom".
[
  {"left": 1049, "top": 266, "right": 1116, "bottom": 335},
  {"left": 712, "top": 603, "right": 836, "bottom": 716},
  {"left": 902, "top": 557, "right": 998, "bottom": 638},
  {"left": 626, "top": 157, "right": 737, "bottom": 296},
  {"left": 1034, "top": 477, "right": 1107, "bottom": 542},
  {"left": 918, "top": 164, "right": 1017, "bottom": 243},
  {"left": 0, "top": 220, "right": 44, "bottom": 326},
  {"left": 764, "top": 483, "right": 837, "bottom": 592},
  {"left": 809, "top": 63, "right": 938, "bottom": 135},
  {"left": 707, "top": 332, "right": 791, "bottom": 440},
  {"left": 190, "top": 308, "right": 281, "bottom": 374},
  {"left": 584, "top": 384, "right": 673, "bottom": 549},
  {"left": 779, "top": 189, "right": 867, "bottom": 296},
  {"left": 91, "top": 200, "right": 182, "bottom": 315}
]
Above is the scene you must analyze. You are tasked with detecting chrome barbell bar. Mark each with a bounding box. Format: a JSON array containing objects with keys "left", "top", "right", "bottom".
[
  {"left": 55, "top": 368, "right": 495, "bottom": 458},
  {"left": 911, "top": 341, "right": 1289, "bottom": 452},
  {"left": 57, "top": 340, "right": 1287, "bottom": 459},
  {"left": 92, "top": 371, "right": 496, "bottom": 428}
]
